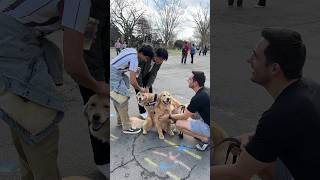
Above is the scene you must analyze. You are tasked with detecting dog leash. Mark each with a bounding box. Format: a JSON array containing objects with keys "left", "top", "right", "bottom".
[
  {"left": 210, "top": 137, "right": 241, "bottom": 164},
  {"left": 225, "top": 141, "right": 241, "bottom": 164}
]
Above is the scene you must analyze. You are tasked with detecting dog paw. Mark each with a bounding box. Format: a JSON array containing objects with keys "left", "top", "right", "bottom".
[
  {"left": 143, "top": 130, "right": 147, "bottom": 135},
  {"left": 159, "top": 135, "right": 165, "bottom": 139}
]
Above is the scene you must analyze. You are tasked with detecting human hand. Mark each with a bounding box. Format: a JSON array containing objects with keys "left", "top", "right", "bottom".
[
  {"left": 140, "top": 87, "right": 148, "bottom": 93},
  {"left": 144, "top": 87, "right": 150, "bottom": 93},
  {"left": 94, "top": 81, "right": 108, "bottom": 97},
  {"left": 235, "top": 132, "right": 254, "bottom": 150}
]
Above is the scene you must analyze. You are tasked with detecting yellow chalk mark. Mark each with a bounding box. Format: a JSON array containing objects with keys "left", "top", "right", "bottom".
[
  {"left": 164, "top": 139, "right": 177, "bottom": 146},
  {"left": 166, "top": 171, "right": 180, "bottom": 180},
  {"left": 183, "top": 149, "right": 202, "bottom": 160},
  {"left": 144, "top": 157, "right": 158, "bottom": 168}
]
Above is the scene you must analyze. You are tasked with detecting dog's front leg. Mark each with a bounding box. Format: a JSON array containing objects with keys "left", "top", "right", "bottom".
[
  {"left": 154, "top": 114, "right": 165, "bottom": 139},
  {"left": 166, "top": 114, "right": 175, "bottom": 136},
  {"left": 142, "top": 116, "right": 153, "bottom": 134}
]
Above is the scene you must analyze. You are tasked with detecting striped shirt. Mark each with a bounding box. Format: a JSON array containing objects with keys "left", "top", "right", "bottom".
[
  {"left": 0, "top": 0, "right": 90, "bottom": 36},
  {"left": 111, "top": 48, "right": 138, "bottom": 72}
]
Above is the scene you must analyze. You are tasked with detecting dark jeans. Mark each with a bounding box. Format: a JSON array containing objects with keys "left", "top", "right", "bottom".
[
  {"left": 181, "top": 54, "right": 187, "bottom": 64},
  {"left": 79, "top": 86, "right": 110, "bottom": 165},
  {"left": 203, "top": 50, "right": 207, "bottom": 56},
  {"left": 116, "top": 48, "right": 121, "bottom": 55}
]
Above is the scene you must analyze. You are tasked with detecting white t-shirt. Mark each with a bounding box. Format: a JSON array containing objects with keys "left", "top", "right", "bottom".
[
  {"left": 111, "top": 48, "right": 138, "bottom": 72},
  {"left": 0, "top": 0, "right": 90, "bottom": 36},
  {"left": 149, "top": 60, "right": 155, "bottom": 72}
]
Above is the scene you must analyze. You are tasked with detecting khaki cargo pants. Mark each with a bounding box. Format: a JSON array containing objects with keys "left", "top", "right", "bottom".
[{"left": 0, "top": 91, "right": 60, "bottom": 180}]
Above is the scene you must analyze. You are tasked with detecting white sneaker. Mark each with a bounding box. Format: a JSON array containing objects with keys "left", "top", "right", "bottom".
[
  {"left": 96, "top": 163, "right": 109, "bottom": 179},
  {"left": 140, "top": 112, "right": 148, "bottom": 119}
]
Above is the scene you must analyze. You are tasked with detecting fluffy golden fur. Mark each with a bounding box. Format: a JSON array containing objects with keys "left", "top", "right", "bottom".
[
  {"left": 136, "top": 92, "right": 158, "bottom": 134},
  {"left": 83, "top": 94, "right": 109, "bottom": 143},
  {"left": 152, "top": 91, "right": 181, "bottom": 139},
  {"left": 211, "top": 121, "right": 230, "bottom": 165}
]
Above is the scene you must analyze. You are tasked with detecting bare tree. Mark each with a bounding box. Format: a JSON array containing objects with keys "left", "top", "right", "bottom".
[
  {"left": 153, "top": 0, "right": 184, "bottom": 47},
  {"left": 136, "top": 17, "right": 152, "bottom": 43},
  {"left": 193, "top": 4, "right": 210, "bottom": 48},
  {"left": 110, "top": 0, "right": 146, "bottom": 46}
]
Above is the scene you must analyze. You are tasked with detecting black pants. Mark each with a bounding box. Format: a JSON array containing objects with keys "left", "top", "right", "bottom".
[
  {"left": 79, "top": 86, "right": 110, "bottom": 165},
  {"left": 228, "top": 0, "right": 243, "bottom": 7},
  {"left": 135, "top": 75, "right": 153, "bottom": 114},
  {"left": 191, "top": 54, "right": 194, "bottom": 64}
]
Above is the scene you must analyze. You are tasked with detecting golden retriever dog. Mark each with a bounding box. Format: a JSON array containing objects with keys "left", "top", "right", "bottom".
[
  {"left": 211, "top": 121, "right": 229, "bottom": 165},
  {"left": 136, "top": 92, "right": 158, "bottom": 135},
  {"left": 84, "top": 94, "right": 109, "bottom": 143},
  {"left": 153, "top": 91, "right": 181, "bottom": 139}
]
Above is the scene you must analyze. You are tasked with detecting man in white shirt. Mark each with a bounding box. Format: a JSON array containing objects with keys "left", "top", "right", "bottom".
[{"left": 110, "top": 45, "right": 154, "bottom": 134}]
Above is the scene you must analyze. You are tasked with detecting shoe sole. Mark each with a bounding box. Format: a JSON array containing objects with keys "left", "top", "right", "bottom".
[
  {"left": 123, "top": 129, "right": 141, "bottom": 134},
  {"left": 196, "top": 144, "right": 209, "bottom": 151}
]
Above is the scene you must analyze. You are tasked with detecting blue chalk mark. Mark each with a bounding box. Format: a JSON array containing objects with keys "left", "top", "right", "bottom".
[
  {"left": 159, "top": 162, "right": 175, "bottom": 171},
  {"left": 177, "top": 144, "right": 193, "bottom": 152}
]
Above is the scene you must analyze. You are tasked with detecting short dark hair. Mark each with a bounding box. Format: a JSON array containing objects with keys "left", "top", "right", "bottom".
[
  {"left": 155, "top": 48, "right": 168, "bottom": 61},
  {"left": 192, "top": 71, "right": 206, "bottom": 87},
  {"left": 261, "top": 28, "right": 306, "bottom": 80},
  {"left": 138, "top": 45, "right": 154, "bottom": 59}
]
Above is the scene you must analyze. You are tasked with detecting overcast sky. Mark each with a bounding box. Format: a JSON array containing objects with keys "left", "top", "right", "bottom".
[{"left": 137, "top": 0, "right": 210, "bottom": 41}]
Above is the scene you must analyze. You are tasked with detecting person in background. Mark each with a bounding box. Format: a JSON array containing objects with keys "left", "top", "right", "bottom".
[
  {"left": 181, "top": 41, "right": 189, "bottom": 64},
  {"left": 114, "top": 38, "right": 122, "bottom": 55},
  {"left": 190, "top": 44, "right": 196, "bottom": 64}
]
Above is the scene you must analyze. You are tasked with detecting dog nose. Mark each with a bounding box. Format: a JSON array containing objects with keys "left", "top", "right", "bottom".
[
  {"left": 93, "top": 114, "right": 100, "bottom": 121},
  {"left": 139, "top": 97, "right": 142, "bottom": 101},
  {"left": 167, "top": 98, "right": 170, "bottom": 101}
]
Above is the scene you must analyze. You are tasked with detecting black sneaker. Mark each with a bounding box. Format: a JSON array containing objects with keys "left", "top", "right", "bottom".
[
  {"left": 195, "top": 141, "right": 209, "bottom": 151},
  {"left": 123, "top": 128, "right": 141, "bottom": 134}
]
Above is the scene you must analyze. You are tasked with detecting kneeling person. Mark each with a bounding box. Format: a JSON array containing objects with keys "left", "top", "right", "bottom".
[{"left": 161, "top": 71, "right": 210, "bottom": 150}]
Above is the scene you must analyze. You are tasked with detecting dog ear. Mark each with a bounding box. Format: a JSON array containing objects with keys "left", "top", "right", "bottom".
[
  {"left": 83, "top": 104, "right": 88, "bottom": 117},
  {"left": 83, "top": 100, "right": 89, "bottom": 118},
  {"left": 156, "top": 92, "right": 163, "bottom": 107}
]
